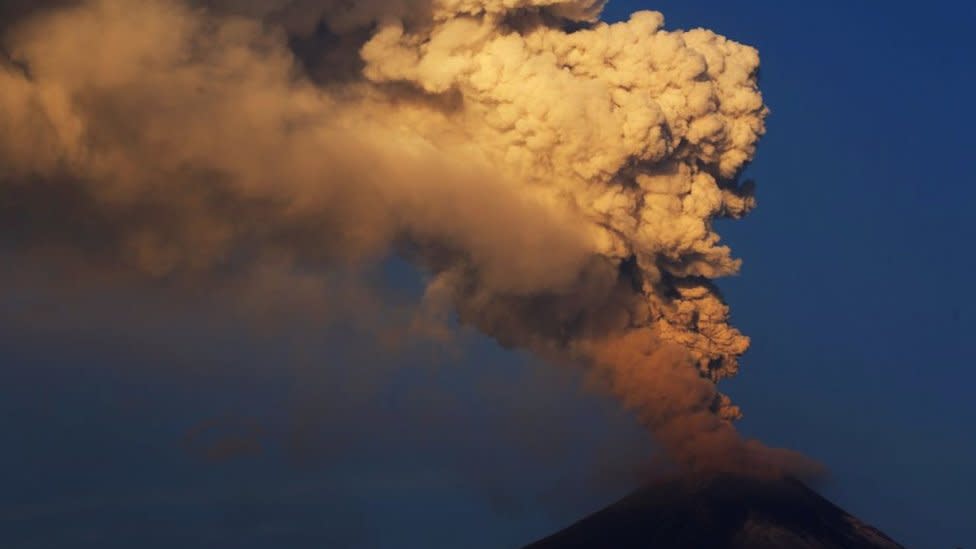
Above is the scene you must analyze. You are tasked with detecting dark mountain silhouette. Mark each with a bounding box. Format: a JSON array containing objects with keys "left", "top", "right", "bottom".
[{"left": 523, "top": 474, "right": 905, "bottom": 549}]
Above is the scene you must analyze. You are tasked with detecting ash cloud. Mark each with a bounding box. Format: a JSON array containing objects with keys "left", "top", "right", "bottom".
[{"left": 0, "top": 0, "right": 818, "bottom": 477}]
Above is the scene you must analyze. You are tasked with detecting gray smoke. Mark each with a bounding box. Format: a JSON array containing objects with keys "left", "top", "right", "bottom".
[{"left": 0, "top": 0, "right": 819, "bottom": 476}]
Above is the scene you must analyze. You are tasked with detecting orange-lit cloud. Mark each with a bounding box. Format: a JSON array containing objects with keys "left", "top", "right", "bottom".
[{"left": 0, "top": 0, "right": 818, "bottom": 476}]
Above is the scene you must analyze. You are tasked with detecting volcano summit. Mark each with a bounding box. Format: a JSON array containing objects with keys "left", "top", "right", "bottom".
[{"left": 524, "top": 474, "right": 904, "bottom": 549}]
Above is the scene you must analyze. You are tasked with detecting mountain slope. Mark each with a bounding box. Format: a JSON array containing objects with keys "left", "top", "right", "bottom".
[{"left": 523, "top": 474, "right": 904, "bottom": 549}]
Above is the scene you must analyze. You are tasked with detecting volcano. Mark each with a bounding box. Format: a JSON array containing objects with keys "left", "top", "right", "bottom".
[{"left": 523, "top": 474, "right": 904, "bottom": 549}]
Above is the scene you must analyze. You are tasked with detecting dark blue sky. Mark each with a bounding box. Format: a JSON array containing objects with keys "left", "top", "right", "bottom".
[
  {"left": 617, "top": 2, "right": 975, "bottom": 548},
  {"left": 2, "top": 1, "right": 974, "bottom": 548}
]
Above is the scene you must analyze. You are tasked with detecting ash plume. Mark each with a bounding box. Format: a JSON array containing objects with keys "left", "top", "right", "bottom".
[{"left": 0, "top": 0, "right": 819, "bottom": 476}]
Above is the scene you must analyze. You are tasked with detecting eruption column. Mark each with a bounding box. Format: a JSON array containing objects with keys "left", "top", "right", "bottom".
[{"left": 0, "top": 0, "right": 818, "bottom": 476}]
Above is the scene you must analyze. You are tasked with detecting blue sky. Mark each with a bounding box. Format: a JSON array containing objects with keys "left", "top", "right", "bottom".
[
  {"left": 2, "top": 1, "right": 974, "bottom": 548},
  {"left": 617, "top": 1, "right": 975, "bottom": 547}
]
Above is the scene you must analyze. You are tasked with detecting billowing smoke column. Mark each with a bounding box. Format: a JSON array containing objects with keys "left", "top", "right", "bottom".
[{"left": 0, "top": 0, "right": 818, "bottom": 476}]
